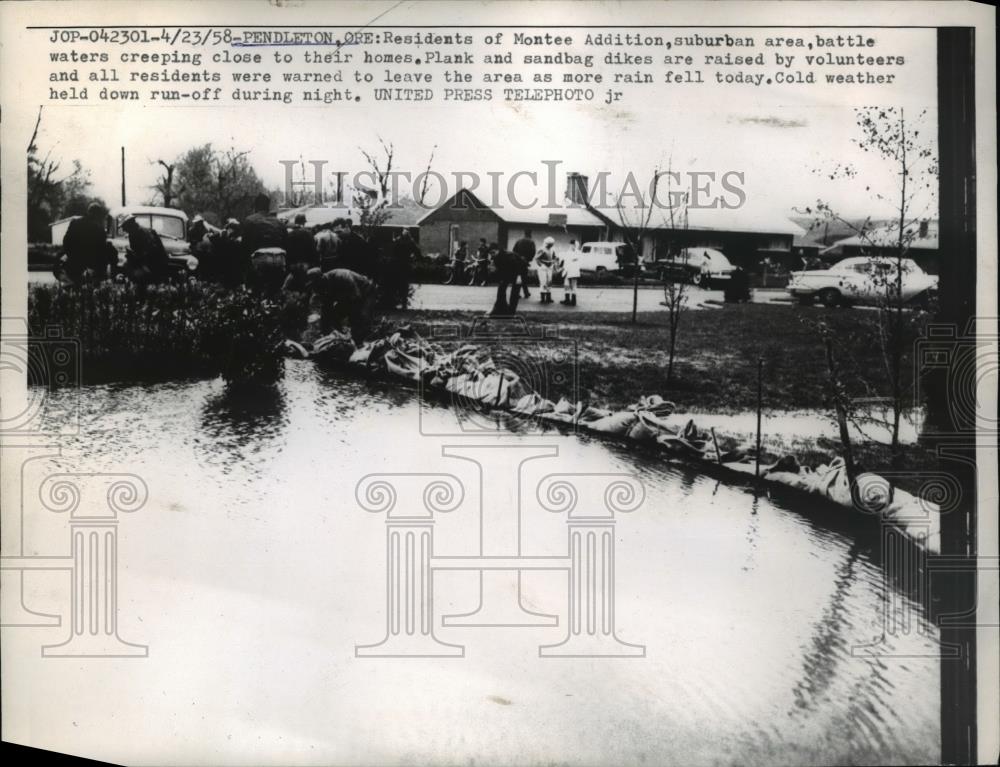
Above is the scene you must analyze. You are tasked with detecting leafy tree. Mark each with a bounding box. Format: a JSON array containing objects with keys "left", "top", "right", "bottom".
[{"left": 153, "top": 143, "right": 267, "bottom": 224}]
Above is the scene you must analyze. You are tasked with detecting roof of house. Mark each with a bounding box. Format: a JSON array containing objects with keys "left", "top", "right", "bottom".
[
  {"left": 380, "top": 197, "right": 425, "bottom": 227},
  {"left": 49, "top": 216, "right": 81, "bottom": 228},
  {"left": 108, "top": 205, "right": 188, "bottom": 220},
  {"left": 277, "top": 205, "right": 353, "bottom": 228},
  {"left": 820, "top": 220, "right": 939, "bottom": 255},
  {"left": 417, "top": 188, "right": 607, "bottom": 228},
  {"left": 792, "top": 234, "right": 821, "bottom": 249},
  {"left": 278, "top": 198, "right": 423, "bottom": 229},
  {"left": 608, "top": 198, "right": 806, "bottom": 237},
  {"left": 419, "top": 185, "right": 807, "bottom": 237}
]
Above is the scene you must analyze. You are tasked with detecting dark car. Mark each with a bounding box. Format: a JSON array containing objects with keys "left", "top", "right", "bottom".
[{"left": 656, "top": 248, "right": 736, "bottom": 288}]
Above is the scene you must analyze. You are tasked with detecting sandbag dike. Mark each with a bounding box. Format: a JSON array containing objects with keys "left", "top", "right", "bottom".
[{"left": 283, "top": 325, "right": 942, "bottom": 554}]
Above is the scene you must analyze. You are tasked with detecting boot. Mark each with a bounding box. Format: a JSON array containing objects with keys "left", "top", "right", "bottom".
[
  {"left": 570, "top": 294, "right": 577, "bottom": 306},
  {"left": 560, "top": 295, "right": 571, "bottom": 305}
]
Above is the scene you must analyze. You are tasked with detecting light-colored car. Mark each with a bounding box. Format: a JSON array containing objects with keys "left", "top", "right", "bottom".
[
  {"left": 656, "top": 247, "right": 736, "bottom": 288},
  {"left": 577, "top": 241, "right": 632, "bottom": 273},
  {"left": 107, "top": 205, "right": 199, "bottom": 278},
  {"left": 786, "top": 256, "right": 938, "bottom": 307}
]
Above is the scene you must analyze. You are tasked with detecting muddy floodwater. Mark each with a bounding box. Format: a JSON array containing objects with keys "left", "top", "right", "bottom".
[{"left": 11, "top": 360, "right": 941, "bottom": 766}]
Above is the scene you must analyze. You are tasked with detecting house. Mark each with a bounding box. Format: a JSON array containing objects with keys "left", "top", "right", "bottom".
[
  {"left": 791, "top": 233, "right": 823, "bottom": 266},
  {"left": 820, "top": 219, "right": 940, "bottom": 274},
  {"left": 418, "top": 172, "right": 807, "bottom": 269},
  {"left": 417, "top": 175, "right": 609, "bottom": 257},
  {"left": 607, "top": 196, "right": 806, "bottom": 270}
]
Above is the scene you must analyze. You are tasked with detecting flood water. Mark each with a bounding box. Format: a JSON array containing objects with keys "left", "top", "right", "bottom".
[{"left": 15, "top": 360, "right": 941, "bottom": 766}]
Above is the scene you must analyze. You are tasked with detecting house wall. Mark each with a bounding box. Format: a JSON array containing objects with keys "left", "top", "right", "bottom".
[
  {"left": 418, "top": 189, "right": 505, "bottom": 256},
  {"left": 501, "top": 225, "right": 604, "bottom": 253},
  {"left": 636, "top": 229, "right": 795, "bottom": 267},
  {"left": 421, "top": 220, "right": 501, "bottom": 257}
]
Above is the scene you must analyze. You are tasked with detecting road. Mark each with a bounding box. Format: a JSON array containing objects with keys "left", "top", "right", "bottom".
[
  {"left": 410, "top": 283, "right": 790, "bottom": 312},
  {"left": 27, "top": 271, "right": 790, "bottom": 312}
]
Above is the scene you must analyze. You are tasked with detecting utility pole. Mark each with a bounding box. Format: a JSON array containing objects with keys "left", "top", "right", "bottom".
[{"left": 120, "top": 147, "right": 126, "bottom": 206}]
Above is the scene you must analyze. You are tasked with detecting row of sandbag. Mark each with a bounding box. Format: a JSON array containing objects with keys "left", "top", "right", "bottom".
[{"left": 286, "top": 326, "right": 942, "bottom": 553}]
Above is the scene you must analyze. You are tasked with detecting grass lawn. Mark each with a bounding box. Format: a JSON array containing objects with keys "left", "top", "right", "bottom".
[
  {"left": 384, "top": 302, "right": 938, "bottom": 490},
  {"left": 385, "top": 302, "right": 922, "bottom": 415}
]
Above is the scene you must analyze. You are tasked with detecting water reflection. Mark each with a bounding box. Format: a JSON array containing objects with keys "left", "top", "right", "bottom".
[
  {"left": 27, "top": 368, "right": 941, "bottom": 764},
  {"left": 196, "top": 382, "right": 289, "bottom": 479},
  {"left": 791, "top": 542, "right": 862, "bottom": 714}
]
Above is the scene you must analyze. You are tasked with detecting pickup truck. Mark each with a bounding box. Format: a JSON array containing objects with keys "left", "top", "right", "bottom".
[{"left": 107, "top": 205, "right": 199, "bottom": 279}]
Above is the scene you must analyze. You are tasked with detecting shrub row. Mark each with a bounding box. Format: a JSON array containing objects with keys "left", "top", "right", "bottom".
[{"left": 27, "top": 282, "right": 305, "bottom": 387}]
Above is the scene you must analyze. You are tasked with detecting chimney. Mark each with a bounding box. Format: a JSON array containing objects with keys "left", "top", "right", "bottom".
[{"left": 566, "top": 172, "right": 589, "bottom": 205}]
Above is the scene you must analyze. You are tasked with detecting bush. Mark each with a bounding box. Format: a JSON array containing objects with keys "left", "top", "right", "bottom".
[{"left": 28, "top": 281, "right": 287, "bottom": 387}]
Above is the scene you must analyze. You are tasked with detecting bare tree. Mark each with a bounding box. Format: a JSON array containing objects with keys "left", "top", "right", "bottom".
[
  {"left": 417, "top": 144, "right": 438, "bottom": 207},
  {"left": 613, "top": 170, "right": 661, "bottom": 325},
  {"left": 802, "top": 107, "right": 937, "bottom": 468},
  {"left": 355, "top": 137, "right": 396, "bottom": 242},
  {"left": 151, "top": 159, "right": 179, "bottom": 207},
  {"left": 358, "top": 136, "right": 395, "bottom": 198},
  {"left": 27, "top": 106, "right": 97, "bottom": 240},
  {"left": 657, "top": 165, "right": 690, "bottom": 382}
]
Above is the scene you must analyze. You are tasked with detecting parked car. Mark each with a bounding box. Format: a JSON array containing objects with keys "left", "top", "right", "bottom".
[
  {"left": 786, "top": 256, "right": 938, "bottom": 307},
  {"left": 578, "top": 241, "right": 632, "bottom": 273},
  {"left": 656, "top": 248, "right": 736, "bottom": 288},
  {"left": 107, "top": 206, "right": 199, "bottom": 280}
]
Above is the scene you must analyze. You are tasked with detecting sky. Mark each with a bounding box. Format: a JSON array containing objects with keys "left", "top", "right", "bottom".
[{"left": 32, "top": 27, "right": 939, "bottom": 223}]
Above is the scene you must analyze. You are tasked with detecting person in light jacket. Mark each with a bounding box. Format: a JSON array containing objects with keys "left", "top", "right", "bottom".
[
  {"left": 533, "top": 236, "right": 558, "bottom": 304},
  {"left": 559, "top": 239, "right": 582, "bottom": 306}
]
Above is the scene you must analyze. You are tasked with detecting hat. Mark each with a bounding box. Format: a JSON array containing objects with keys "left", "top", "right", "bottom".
[
  {"left": 120, "top": 214, "right": 138, "bottom": 228},
  {"left": 543, "top": 236, "right": 556, "bottom": 246},
  {"left": 192, "top": 214, "right": 205, "bottom": 224}
]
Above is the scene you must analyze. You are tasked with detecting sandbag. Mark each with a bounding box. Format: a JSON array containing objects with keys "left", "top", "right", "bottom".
[
  {"left": 349, "top": 344, "right": 374, "bottom": 364},
  {"left": 585, "top": 410, "right": 638, "bottom": 435},
  {"left": 511, "top": 392, "right": 555, "bottom": 415},
  {"left": 311, "top": 330, "right": 355, "bottom": 361}
]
